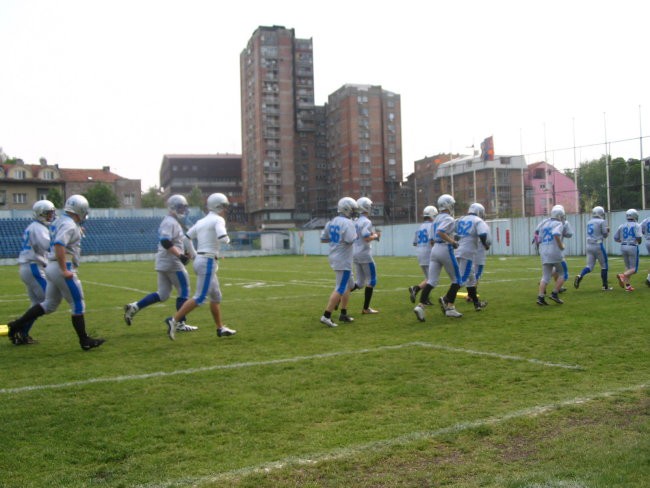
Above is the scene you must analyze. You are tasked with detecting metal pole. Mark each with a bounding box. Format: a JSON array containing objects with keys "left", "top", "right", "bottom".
[
  {"left": 640, "top": 105, "right": 646, "bottom": 209},
  {"left": 604, "top": 112, "right": 611, "bottom": 212},
  {"left": 573, "top": 117, "right": 579, "bottom": 213}
]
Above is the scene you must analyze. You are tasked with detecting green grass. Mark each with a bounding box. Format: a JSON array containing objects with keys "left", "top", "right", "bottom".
[{"left": 1, "top": 255, "right": 648, "bottom": 487}]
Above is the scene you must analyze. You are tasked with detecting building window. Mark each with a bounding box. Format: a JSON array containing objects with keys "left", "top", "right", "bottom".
[
  {"left": 40, "top": 170, "right": 55, "bottom": 180},
  {"left": 37, "top": 189, "right": 49, "bottom": 200},
  {"left": 0, "top": 190, "right": 6, "bottom": 205},
  {"left": 534, "top": 168, "right": 545, "bottom": 179},
  {"left": 14, "top": 169, "right": 26, "bottom": 180},
  {"left": 124, "top": 193, "right": 135, "bottom": 206},
  {"left": 13, "top": 193, "right": 27, "bottom": 204}
]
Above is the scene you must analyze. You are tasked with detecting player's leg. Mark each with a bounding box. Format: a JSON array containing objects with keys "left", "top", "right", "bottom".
[
  {"left": 362, "top": 262, "right": 378, "bottom": 314},
  {"left": 123, "top": 272, "right": 168, "bottom": 325},
  {"left": 439, "top": 252, "right": 463, "bottom": 317}
]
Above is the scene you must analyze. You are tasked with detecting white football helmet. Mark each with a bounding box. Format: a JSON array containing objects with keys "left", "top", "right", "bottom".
[
  {"left": 625, "top": 208, "right": 639, "bottom": 221},
  {"left": 357, "top": 197, "right": 372, "bottom": 214},
  {"left": 167, "top": 194, "right": 189, "bottom": 219},
  {"left": 63, "top": 195, "right": 89, "bottom": 222},
  {"left": 337, "top": 197, "right": 358, "bottom": 218},
  {"left": 207, "top": 193, "right": 229, "bottom": 213},
  {"left": 422, "top": 205, "right": 438, "bottom": 220},
  {"left": 468, "top": 202, "right": 486, "bottom": 218},
  {"left": 592, "top": 206, "right": 606, "bottom": 218},
  {"left": 550, "top": 204, "right": 565, "bottom": 220},
  {"left": 33, "top": 200, "right": 56, "bottom": 223},
  {"left": 437, "top": 194, "right": 455, "bottom": 213}
]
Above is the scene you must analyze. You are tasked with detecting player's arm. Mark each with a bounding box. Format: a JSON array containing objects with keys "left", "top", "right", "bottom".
[
  {"left": 437, "top": 228, "right": 458, "bottom": 248},
  {"left": 554, "top": 234, "right": 565, "bottom": 251}
]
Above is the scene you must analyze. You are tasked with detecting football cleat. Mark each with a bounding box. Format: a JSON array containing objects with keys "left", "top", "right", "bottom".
[
  {"left": 601, "top": 286, "right": 613, "bottom": 291},
  {"left": 438, "top": 296, "right": 448, "bottom": 315},
  {"left": 408, "top": 286, "right": 418, "bottom": 303},
  {"left": 536, "top": 296, "right": 549, "bottom": 306},
  {"left": 176, "top": 322, "right": 198, "bottom": 332},
  {"left": 123, "top": 303, "right": 138, "bottom": 326},
  {"left": 645, "top": 278, "right": 650, "bottom": 288},
  {"left": 362, "top": 308, "right": 379, "bottom": 314},
  {"left": 413, "top": 305, "right": 426, "bottom": 322},
  {"left": 217, "top": 326, "right": 237, "bottom": 337},
  {"left": 80, "top": 337, "right": 105, "bottom": 351},
  {"left": 7, "top": 321, "right": 22, "bottom": 345},
  {"left": 338, "top": 314, "right": 354, "bottom": 323},
  {"left": 558, "top": 287, "right": 567, "bottom": 294},
  {"left": 422, "top": 300, "right": 434, "bottom": 306},
  {"left": 164, "top": 317, "right": 176, "bottom": 341},
  {"left": 320, "top": 316, "right": 337, "bottom": 328},
  {"left": 624, "top": 285, "right": 635, "bottom": 292},
  {"left": 445, "top": 307, "right": 463, "bottom": 318},
  {"left": 616, "top": 274, "right": 625, "bottom": 288},
  {"left": 573, "top": 275, "right": 582, "bottom": 289},
  {"left": 549, "top": 293, "right": 564, "bottom": 304},
  {"left": 474, "top": 301, "right": 488, "bottom": 311},
  {"left": 22, "top": 335, "right": 38, "bottom": 345}
]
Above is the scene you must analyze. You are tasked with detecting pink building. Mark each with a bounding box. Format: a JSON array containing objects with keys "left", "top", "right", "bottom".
[{"left": 525, "top": 161, "right": 578, "bottom": 216}]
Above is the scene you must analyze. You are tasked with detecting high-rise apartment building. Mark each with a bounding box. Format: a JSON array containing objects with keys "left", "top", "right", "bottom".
[
  {"left": 326, "top": 84, "right": 402, "bottom": 220},
  {"left": 240, "top": 25, "right": 318, "bottom": 229},
  {"left": 241, "top": 26, "right": 402, "bottom": 228}
]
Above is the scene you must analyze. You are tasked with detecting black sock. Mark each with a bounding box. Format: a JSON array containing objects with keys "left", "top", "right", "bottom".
[
  {"left": 71, "top": 314, "right": 88, "bottom": 341},
  {"left": 446, "top": 283, "right": 461, "bottom": 304},
  {"left": 419, "top": 284, "right": 434, "bottom": 304},
  {"left": 324, "top": 311, "right": 332, "bottom": 319},
  {"left": 11, "top": 304, "right": 45, "bottom": 329},
  {"left": 363, "top": 287, "right": 373, "bottom": 309},
  {"left": 467, "top": 286, "right": 478, "bottom": 303},
  {"left": 341, "top": 309, "right": 348, "bottom": 316}
]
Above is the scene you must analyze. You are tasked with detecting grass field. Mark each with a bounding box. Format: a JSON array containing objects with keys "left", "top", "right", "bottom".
[{"left": 1, "top": 254, "right": 648, "bottom": 488}]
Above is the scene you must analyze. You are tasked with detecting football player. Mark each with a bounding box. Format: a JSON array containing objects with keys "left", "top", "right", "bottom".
[
  {"left": 534, "top": 204, "right": 572, "bottom": 293},
  {"left": 573, "top": 206, "right": 612, "bottom": 291},
  {"left": 164, "top": 193, "right": 235, "bottom": 340},
  {"left": 319, "top": 197, "right": 358, "bottom": 327},
  {"left": 7, "top": 195, "right": 105, "bottom": 350},
  {"left": 536, "top": 205, "right": 567, "bottom": 305},
  {"left": 408, "top": 205, "right": 437, "bottom": 305},
  {"left": 123, "top": 194, "right": 198, "bottom": 332},
  {"left": 413, "top": 194, "right": 463, "bottom": 321},
  {"left": 454, "top": 202, "right": 490, "bottom": 311},
  {"left": 10, "top": 200, "right": 56, "bottom": 344},
  {"left": 352, "top": 197, "right": 381, "bottom": 314},
  {"left": 640, "top": 214, "right": 650, "bottom": 287},
  {"left": 613, "top": 209, "right": 642, "bottom": 291}
]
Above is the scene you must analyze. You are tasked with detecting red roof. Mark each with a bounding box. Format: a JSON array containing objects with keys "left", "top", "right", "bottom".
[{"left": 59, "top": 168, "right": 125, "bottom": 183}]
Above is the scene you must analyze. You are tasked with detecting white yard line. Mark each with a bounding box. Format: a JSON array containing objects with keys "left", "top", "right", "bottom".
[
  {"left": 138, "top": 382, "right": 648, "bottom": 488},
  {"left": 0, "top": 341, "right": 582, "bottom": 395}
]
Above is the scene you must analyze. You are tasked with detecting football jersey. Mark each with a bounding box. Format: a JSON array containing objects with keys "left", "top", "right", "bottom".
[
  {"left": 640, "top": 217, "right": 650, "bottom": 242},
  {"left": 353, "top": 214, "right": 374, "bottom": 263},
  {"left": 538, "top": 218, "right": 564, "bottom": 264},
  {"left": 455, "top": 214, "right": 490, "bottom": 260},
  {"left": 413, "top": 221, "right": 432, "bottom": 266},
  {"left": 432, "top": 213, "right": 455, "bottom": 244},
  {"left": 155, "top": 214, "right": 187, "bottom": 271},
  {"left": 586, "top": 217, "right": 609, "bottom": 244},
  {"left": 322, "top": 215, "right": 357, "bottom": 271},
  {"left": 47, "top": 214, "right": 82, "bottom": 266},
  {"left": 186, "top": 212, "right": 229, "bottom": 256},
  {"left": 614, "top": 221, "right": 642, "bottom": 245},
  {"left": 18, "top": 220, "right": 51, "bottom": 266}
]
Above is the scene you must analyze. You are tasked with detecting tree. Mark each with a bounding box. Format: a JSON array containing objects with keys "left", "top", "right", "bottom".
[
  {"left": 84, "top": 182, "right": 119, "bottom": 208},
  {"left": 576, "top": 155, "right": 650, "bottom": 211},
  {"left": 187, "top": 186, "right": 204, "bottom": 208},
  {"left": 141, "top": 186, "right": 166, "bottom": 208},
  {"left": 46, "top": 188, "right": 64, "bottom": 208}
]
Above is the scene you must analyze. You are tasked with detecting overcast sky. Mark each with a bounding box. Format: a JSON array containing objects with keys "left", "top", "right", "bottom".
[{"left": 2, "top": 0, "right": 649, "bottom": 191}]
